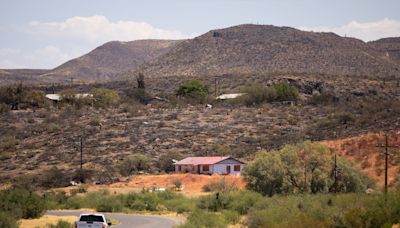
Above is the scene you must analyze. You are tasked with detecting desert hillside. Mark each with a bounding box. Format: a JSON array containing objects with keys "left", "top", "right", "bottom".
[
  {"left": 0, "top": 40, "right": 181, "bottom": 84},
  {"left": 369, "top": 37, "right": 400, "bottom": 64},
  {"left": 137, "top": 24, "right": 400, "bottom": 79},
  {"left": 43, "top": 39, "right": 182, "bottom": 82}
]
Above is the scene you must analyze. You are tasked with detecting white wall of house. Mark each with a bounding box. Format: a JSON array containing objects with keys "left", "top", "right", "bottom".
[
  {"left": 213, "top": 164, "right": 243, "bottom": 176},
  {"left": 175, "top": 158, "right": 244, "bottom": 176}
]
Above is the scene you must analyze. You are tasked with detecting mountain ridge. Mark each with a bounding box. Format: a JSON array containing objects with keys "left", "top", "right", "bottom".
[{"left": 135, "top": 24, "right": 400, "bottom": 79}]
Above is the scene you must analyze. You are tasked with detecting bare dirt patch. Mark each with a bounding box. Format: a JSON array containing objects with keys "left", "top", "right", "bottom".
[
  {"left": 101, "top": 173, "right": 247, "bottom": 196},
  {"left": 324, "top": 130, "right": 400, "bottom": 187}
]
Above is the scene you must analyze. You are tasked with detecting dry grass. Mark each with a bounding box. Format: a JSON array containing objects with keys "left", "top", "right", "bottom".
[
  {"left": 106, "top": 173, "right": 246, "bottom": 196},
  {"left": 19, "top": 215, "right": 76, "bottom": 228}
]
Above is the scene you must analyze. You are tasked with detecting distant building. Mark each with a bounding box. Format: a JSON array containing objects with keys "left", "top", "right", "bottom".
[
  {"left": 45, "top": 93, "right": 93, "bottom": 102},
  {"left": 216, "top": 93, "right": 246, "bottom": 100},
  {"left": 174, "top": 156, "right": 245, "bottom": 176}
]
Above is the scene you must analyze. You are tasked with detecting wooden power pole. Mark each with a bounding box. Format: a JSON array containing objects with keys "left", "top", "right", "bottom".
[
  {"left": 376, "top": 133, "right": 399, "bottom": 194},
  {"left": 80, "top": 136, "right": 83, "bottom": 170}
]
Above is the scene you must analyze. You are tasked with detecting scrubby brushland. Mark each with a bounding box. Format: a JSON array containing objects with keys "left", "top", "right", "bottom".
[
  {"left": 1, "top": 185, "right": 400, "bottom": 227},
  {"left": 0, "top": 75, "right": 399, "bottom": 188}
]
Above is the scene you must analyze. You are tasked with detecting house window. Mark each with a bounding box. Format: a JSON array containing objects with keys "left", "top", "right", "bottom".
[
  {"left": 177, "top": 166, "right": 181, "bottom": 171},
  {"left": 234, "top": 165, "right": 241, "bottom": 171},
  {"left": 203, "top": 165, "right": 210, "bottom": 172}
]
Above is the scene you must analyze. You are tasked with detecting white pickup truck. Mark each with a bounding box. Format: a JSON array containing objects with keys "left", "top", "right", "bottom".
[{"left": 75, "top": 213, "right": 112, "bottom": 228}]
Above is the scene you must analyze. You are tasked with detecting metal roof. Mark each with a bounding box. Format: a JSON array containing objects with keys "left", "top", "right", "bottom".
[
  {"left": 174, "top": 156, "right": 234, "bottom": 165},
  {"left": 216, "top": 93, "right": 246, "bottom": 100}
]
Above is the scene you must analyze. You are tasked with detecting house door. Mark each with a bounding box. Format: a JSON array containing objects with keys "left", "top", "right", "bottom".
[{"left": 226, "top": 166, "right": 231, "bottom": 174}]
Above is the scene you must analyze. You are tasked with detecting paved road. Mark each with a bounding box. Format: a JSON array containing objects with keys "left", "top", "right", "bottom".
[{"left": 46, "top": 210, "right": 183, "bottom": 228}]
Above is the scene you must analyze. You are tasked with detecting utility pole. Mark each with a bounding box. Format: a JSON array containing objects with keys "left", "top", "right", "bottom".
[
  {"left": 376, "top": 133, "right": 399, "bottom": 194},
  {"left": 80, "top": 136, "right": 83, "bottom": 170},
  {"left": 214, "top": 76, "right": 218, "bottom": 97}
]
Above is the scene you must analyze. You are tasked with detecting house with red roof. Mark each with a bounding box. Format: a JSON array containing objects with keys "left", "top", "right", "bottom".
[{"left": 174, "top": 156, "right": 245, "bottom": 176}]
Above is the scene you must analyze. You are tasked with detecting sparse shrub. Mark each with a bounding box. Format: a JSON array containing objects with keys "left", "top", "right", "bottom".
[
  {"left": 179, "top": 209, "right": 227, "bottom": 228},
  {"left": 96, "top": 197, "right": 123, "bottom": 212},
  {"left": 0, "top": 135, "right": 18, "bottom": 151},
  {"left": 240, "top": 84, "right": 277, "bottom": 105},
  {"left": 118, "top": 154, "right": 150, "bottom": 176},
  {"left": 89, "top": 117, "right": 101, "bottom": 126},
  {"left": 274, "top": 82, "right": 299, "bottom": 101},
  {"left": 239, "top": 82, "right": 298, "bottom": 106},
  {"left": 157, "top": 152, "right": 183, "bottom": 172},
  {"left": 92, "top": 88, "right": 120, "bottom": 108},
  {"left": 308, "top": 90, "right": 337, "bottom": 105},
  {"left": 335, "top": 112, "right": 355, "bottom": 125},
  {"left": 173, "top": 179, "right": 182, "bottom": 189},
  {"left": 202, "top": 179, "right": 238, "bottom": 192},
  {"left": 176, "top": 80, "right": 209, "bottom": 100},
  {"left": 47, "top": 123, "right": 61, "bottom": 133},
  {"left": 222, "top": 210, "right": 240, "bottom": 225},
  {"left": 40, "top": 167, "right": 69, "bottom": 188},
  {"left": 0, "top": 103, "right": 9, "bottom": 114},
  {"left": 73, "top": 169, "right": 93, "bottom": 183},
  {"left": 46, "top": 220, "right": 73, "bottom": 228}
]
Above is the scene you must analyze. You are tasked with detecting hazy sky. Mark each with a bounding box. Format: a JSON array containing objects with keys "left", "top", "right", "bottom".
[{"left": 1, "top": 0, "right": 400, "bottom": 69}]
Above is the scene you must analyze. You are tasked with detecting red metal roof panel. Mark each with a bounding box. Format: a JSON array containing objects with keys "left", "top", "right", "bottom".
[{"left": 174, "top": 156, "right": 230, "bottom": 165}]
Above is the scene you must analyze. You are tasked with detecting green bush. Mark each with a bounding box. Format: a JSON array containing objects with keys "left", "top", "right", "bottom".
[
  {"left": 46, "top": 220, "right": 73, "bottom": 228},
  {"left": 0, "top": 212, "right": 18, "bottom": 228},
  {"left": 274, "top": 82, "right": 299, "bottom": 101},
  {"left": 222, "top": 210, "right": 240, "bottom": 224},
  {"left": 202, "top": 179, "right": 238, "bottom": 192},
  {"left": 92, "top": 88, "right": 120, "bottom": 108},
  {"left": 239, "top": 83, "right": 298, "bottom": 106},
  {"left": 0, "top": 188, "right": 46, "bottom": 219},
  {"left": 96, "top": 197, "right": 123, "bottom": 212},
  {"left": 179, "top": 209, "right": 227, "bottom": 228},
  {"left": 175, "top": 80, "right": 209, "bottom": 99},
  {"left": 118, "top": 154, "right": 150, "bottom": 176},
  {"left": 240, "top": 84, "right": 277, "bottom": 105}
]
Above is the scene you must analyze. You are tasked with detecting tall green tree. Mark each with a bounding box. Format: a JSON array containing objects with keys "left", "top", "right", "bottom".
[{"left": 243, "top": 141, "right": 372, "bottom": 196}]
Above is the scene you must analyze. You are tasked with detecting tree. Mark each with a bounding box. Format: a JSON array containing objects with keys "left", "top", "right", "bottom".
[
  {"left": 175, "top": 80, "right": 209, "bottom": 99},
  {"left": 242, "top": 151, "right": 285, "bottom": 196},
  {"left": 243, "top": 141, "right": 372, "bottom": 196}
]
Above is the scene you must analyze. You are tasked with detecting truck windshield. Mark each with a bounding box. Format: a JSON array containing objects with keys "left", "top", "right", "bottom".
[{"left": 79, "top": 215, "right": 104, "bottom": 222}]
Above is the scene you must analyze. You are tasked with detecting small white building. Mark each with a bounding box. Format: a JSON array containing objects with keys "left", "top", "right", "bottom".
[
  {"left": 216, "top": 93, "right": 246, "bottom": 100},
  {"left": 174, "top": 156, "right": 245, "bottom": 176}
]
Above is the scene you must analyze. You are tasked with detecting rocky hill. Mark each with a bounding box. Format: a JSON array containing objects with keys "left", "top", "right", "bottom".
[
  {"left": 369, "top": 37, "right": 400, "bottom": 65},
  {"left": 41, "top": 39, "right": 181, "bottom": 82},
  {"left": 0, "top": 40, "right": 181, "bottom": 84},
  {"left": 0, "top": 69, "right": 50, "bottom": 84},
  {"left": 137, "top": 24, "right": 400, "bottom": 79}
]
